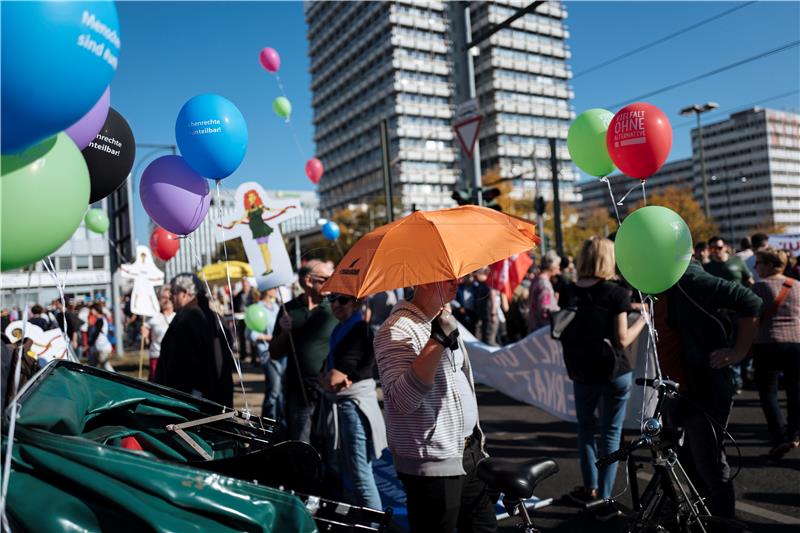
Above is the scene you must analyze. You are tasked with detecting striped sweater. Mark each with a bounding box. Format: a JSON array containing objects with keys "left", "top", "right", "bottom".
[{"left": 374, "top": 301, "right": 485, "bottom": 476}]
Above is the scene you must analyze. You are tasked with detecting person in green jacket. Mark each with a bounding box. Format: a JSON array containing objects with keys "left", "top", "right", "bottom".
[
  {"left": 667, "top": 259, "right": 762, "bottom": 524},
  {"left": 705, "top": 236, "right": 754, "bottom": 287}
]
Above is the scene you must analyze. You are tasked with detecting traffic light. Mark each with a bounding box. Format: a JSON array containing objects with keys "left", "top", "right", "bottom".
[
  {"left": 535, "top": 196, "right": 546, "bottom": 216},
  {"left": 451, "top": 188, "right": 474, "bottom": 206},
  {"left": 481, "top": 186, "right": 502, "bottom": 211},
  {"left": 451, "top": 186, "right": 503, "bottom": 210}
]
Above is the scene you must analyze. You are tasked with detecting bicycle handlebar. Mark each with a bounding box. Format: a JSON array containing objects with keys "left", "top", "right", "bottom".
[
  {"left": 596, "top": 437, "right": 651, "bottom": 469},
  {"left": 635, "top": 378, "right": 679, "bottom": 392}
]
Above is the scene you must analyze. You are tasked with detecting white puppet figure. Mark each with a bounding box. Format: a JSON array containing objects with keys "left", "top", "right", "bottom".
[
  {"left": 218, "top": 182, "right": 300, "bottom": 290},
  {"left": 120, "top": 245, "right": 165, "bottom": 317},
  {"left": 5, "top": 321, "right": 71, "bottom": 365}
]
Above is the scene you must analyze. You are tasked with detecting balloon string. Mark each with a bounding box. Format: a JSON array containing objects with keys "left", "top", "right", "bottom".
[
  {"left": 0, "top": 271, "right": 32, "bottom": 530},
  {"left": 273, "top": 73, "right": 308, "bottom": 165},
  {"left": 215, "top": 182, "right": 240, "bottom": 358},
  {"left": 185, "top": 235, "right": 259, "bottom": 426},
  {"left": 602, "top": 177, "right": 663, "bottom": 431},
  {"left": 42, "top": 257, "right": 79, "bottom": 363},
  {"left": 599, "top": 176, "right": 621, "bottom": 222},
  {"left": 641, "top": 179, "right": 648, "bottom": 206},
  {"left": 615, "top": 182, "right": 640, "bottom": 207}
]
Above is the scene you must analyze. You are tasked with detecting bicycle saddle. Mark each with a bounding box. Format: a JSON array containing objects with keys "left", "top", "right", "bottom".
[{"left": 477, "top": 457, "right": 559, "bottom": 500}]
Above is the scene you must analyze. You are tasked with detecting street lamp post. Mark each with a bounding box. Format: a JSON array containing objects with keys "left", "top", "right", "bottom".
[
  {"left": 712, "top": 174, "right": 748, "bottom": 244},
  {"left": 680, "top": 103, "right": 718, "bottom": 219}
]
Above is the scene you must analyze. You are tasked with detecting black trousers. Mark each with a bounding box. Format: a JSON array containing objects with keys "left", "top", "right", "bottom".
[
  {"left": 398, "top": 436, "right": 497, "bottom": 533},
  {"left": 753, "top": 342, "right": 800, "bottom": 445}
]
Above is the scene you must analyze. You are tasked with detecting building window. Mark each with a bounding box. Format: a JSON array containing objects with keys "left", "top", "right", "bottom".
[
  {"left": 57, "top": 256, "right": 72, "bottom": 270},
  {"left": 76, "top": 256, "right": 89, "bottom": 270},
  {"left": 92, "top": 255, "right": 105, "bottom": 269}
]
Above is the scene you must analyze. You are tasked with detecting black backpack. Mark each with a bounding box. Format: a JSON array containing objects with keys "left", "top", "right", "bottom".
[{"left": 556, "top": 288, "right": 633, "bottom": 384}]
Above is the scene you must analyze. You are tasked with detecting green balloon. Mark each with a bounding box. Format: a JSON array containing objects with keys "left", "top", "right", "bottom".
[
  {"left": 273, "top": 96, "right": 292, "bottom": 119},
  {"left": 567, "top": 108, "right": 616, "bottom": 177},
  {"left": 244, "top": 303, "right": 269, "bottom": 332},
  {"left": 615, "top": 206, "right": 693, "bottom": 294},
  {"left": 1, "top": 133, "right": 90, "bottom": 271},
  {"left": 85, "top": 208, "right": 109, "bottom": 234}
]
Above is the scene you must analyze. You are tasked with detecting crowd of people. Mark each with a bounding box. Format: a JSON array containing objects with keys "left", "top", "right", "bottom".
[{"left": 2, "top": 230, "right": 798, "bottom": 532}]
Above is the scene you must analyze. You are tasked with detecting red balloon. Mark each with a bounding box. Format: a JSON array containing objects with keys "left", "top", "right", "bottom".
[
  {"left": 150, "top": 227, "right": 180, "bottom": 261},
  {"left": 606, "top": 102, "right": 672, "bottom": 180},
  {"left": 305, "top": 157, "right": 324, "bottom": 185}
]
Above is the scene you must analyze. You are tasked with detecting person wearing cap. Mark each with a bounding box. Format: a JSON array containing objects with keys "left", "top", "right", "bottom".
[{"left": 155, "top": 273, "right": 234, "bottom": 407}]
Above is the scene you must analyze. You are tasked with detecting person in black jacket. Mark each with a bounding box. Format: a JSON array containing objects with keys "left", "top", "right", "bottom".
[
  {"left": 317, "top": 293, "right": 387, "bottom": 511},
  {"left": 155, "top": 273, "right": 234, "bottom": 407},
  {"left": 667, "top": 259, "right": 762, "bottom": 524}
]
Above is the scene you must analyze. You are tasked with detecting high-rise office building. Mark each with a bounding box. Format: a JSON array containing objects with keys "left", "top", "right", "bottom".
[{"left": 305, "top": 1, "right": 578, "bottom": 216}]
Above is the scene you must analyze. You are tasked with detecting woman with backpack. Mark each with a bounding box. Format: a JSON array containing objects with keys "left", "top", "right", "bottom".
[{"left": 558, "top": 237, "right": 647, "bottom": 520}]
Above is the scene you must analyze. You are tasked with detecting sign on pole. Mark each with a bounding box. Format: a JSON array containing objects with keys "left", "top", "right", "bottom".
[{"left": 454, "top": 98, "right": 483, "bottom": 160}]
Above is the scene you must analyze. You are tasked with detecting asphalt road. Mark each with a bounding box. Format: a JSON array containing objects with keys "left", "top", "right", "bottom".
[{"left": 225, "top": 363, "right": 798, "bottom": 533}]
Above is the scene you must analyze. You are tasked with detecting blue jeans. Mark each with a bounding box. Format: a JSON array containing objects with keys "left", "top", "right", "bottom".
[
  {"left": 332, "top": 399, "right": 382, "bottom": 511},
  {"left": 573, "top": 372, "right": 632, "bottom": 499},
  {"left": 261, "top": 354, "right": 286, "bottom": 421}
]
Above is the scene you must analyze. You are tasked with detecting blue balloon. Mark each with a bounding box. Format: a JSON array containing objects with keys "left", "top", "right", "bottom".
[
  {"left": 175, "top": 94, "right": 248, "bottom": 180},
  {"left": 322, "top": 221, "right": 341, "bottom": 241},
  {"left": 1, "top": 1, "right": 120, "bottom": 154}
]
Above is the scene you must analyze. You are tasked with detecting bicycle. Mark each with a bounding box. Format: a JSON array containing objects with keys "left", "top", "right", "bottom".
[{"left": 475, "top": 377, "right": 748, "bottom": 533}]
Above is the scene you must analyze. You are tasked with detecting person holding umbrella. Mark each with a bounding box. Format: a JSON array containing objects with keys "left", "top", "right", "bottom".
[{"left": 324, "top": 206, "right": 539, "bottom": 533}]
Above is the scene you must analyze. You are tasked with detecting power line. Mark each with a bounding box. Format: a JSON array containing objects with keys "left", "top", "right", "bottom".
[
  {"left": 671, "top": 89, "right": 800, "bottom": 130},
  {"left": 605, "top": 40, "right": 800, "bottom": 109},
  {"left": 573, "top": 2, "right": 755, "bottom": 79}
]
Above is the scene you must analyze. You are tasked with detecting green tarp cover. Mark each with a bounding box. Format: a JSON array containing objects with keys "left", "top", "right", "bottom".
[{"left": 4, "top": 365, "right": 317, "bottom": 532}]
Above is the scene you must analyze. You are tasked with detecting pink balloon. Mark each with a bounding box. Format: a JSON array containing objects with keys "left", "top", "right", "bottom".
[
  {"left": 305, "top": 158, "right": 324, "bottom": 185},
  {"left": 259, "top": 47, "right": 281, "bottom": 73},
  {"left": 65, "top": 86, "right": 110, "bottom": 150}
]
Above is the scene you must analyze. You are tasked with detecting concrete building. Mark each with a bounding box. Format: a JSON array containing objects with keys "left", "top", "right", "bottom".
[
  {"left": 163, "top": 187, "right": 320, "bottom": 280},
  {"left": 305, "top": 1, "right": 578, "bottom": 217},
  {"left": 578, "top": 107, "right": 800, "bottom": 239},
  {"left": 692, "top": 107, "right": 800, "bottom": 240},
  {"left": 467, "top": 0, "right": 579, "bottom": 201}
]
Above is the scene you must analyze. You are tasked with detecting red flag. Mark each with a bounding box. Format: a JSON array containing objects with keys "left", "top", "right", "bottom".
[{"left": 490, "top": 253, "right": 533, "bottom": 299}]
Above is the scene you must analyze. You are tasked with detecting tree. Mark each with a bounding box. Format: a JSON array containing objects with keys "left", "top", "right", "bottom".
[{"left": 631, "top": 186, "right": 719, "bottom": 244}]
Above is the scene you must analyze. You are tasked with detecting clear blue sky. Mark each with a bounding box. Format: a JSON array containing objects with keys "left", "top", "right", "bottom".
[{"left": 113, "top": 1, "right": 800, "bottom": 244}]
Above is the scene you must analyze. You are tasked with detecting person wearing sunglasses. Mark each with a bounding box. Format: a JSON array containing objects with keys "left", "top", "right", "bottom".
[
  {"left": 269, "top": 261, "right": 338, "bottom": 443},
  {"left": 705, "top": 236, "right": 754, "bottom": 287},
  {"left": 316, "top": 293, "right": 386, "bottom": 511}
]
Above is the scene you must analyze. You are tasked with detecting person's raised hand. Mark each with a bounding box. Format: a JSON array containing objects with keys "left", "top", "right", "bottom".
[
  {"left": 279, "top": 313, "right": 292, "bottom": 331},
  {"left": 431, "top": 308, "right": 460, "bottom": 350}
]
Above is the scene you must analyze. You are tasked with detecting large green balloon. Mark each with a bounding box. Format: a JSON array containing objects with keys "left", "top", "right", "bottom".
[
  {"left": 615, "top": 206, "right": 693, "bottom": 294},
  {"left": 85, "top": 208, "right": 109, "bottom": 234},
  {"left": 273, "top": 96, "right": 292, "bottom": 119},
  {"left": 1, "top": 133, "right": 90, "bottom": 271},
  {"left": 244, "top": 303, "right": 269, "bottom": 332},
  {"left": 567, "top": 108, "right": 616, "bottom": 177}
]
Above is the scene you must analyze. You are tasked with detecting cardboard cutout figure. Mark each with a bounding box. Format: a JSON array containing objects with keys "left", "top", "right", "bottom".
[
  {"left": 120, "top": 245, "right": 164, "bottom": 317},
  {"left": 218, "top": 182, "right": 299, "bottom": 290},
  {"left": 5, "top": 321, "right": 70, "bottom": 365}
]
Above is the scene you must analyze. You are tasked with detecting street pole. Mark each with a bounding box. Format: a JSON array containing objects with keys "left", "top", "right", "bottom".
[
  {"left": 379, "top": 119, "right": 394, "bottom": 223},
  {"left": 680, "top": 103, "right": 718, "bottom": 219},
  {"left": 724, "top": 177, "right": 733, "bottom": 244},
  {"left": 696, "top": 113, "right": 711, "bottom": 219},
  {"left": 549, "top": 138, "right": 564, "bottom": 257},
  {"left": 464, "top": 6, "right": 483, "bottom": 206},
  {"left": 532, "top": 149, "right": 546, "bottom": 254},
  {"left": 294, "top": 234, "right": 301, "bottom": 269}
]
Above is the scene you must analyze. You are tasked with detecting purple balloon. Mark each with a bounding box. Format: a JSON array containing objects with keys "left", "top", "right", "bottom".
[
  {"left": 140, "top": 155, "right": 210, "bottom": 236},
  {"left": 65, "top": 86, "right": 110, "bottom": 150}
]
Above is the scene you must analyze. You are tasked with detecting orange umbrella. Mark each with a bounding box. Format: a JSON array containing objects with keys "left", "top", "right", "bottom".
[{"left": 323, "top": 205, "right": 540, "bottom": 298}]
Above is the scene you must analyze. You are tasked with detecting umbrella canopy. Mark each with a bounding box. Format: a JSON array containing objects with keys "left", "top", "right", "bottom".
[
  {"left": 323, "top": 205, "right": 539, "bottom": 298},
  {"left": 199, "top": 260, "right": 254, "bottom": 284}
]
